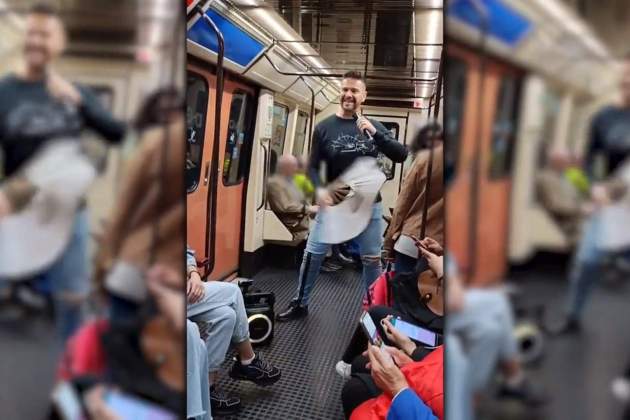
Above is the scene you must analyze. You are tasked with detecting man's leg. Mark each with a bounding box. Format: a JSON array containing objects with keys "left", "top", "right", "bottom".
[
  {"left": 354, "top": 203, "right": 384, "bottom": 294},
  {"left": 47, "top": 209, "right": 91, "bottom": 343},
  {"left": 277, "top": 213, "right": 329, "bottom": 321}
]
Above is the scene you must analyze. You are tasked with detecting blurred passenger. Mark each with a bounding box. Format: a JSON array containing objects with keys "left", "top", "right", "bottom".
[
  {"left": 536, "top": 147, "right": 586, "bottom": 244},
  {"left": 384, "top": 123, "right": 443, "bottom": 273},
  {"left": 277, "top": 71, "right": 408, "bottom": 321},
  {"left": 267, "top": 154, "right": 318, "bottom": 242},
  {"left": 0, "top": 2, "right": 126, "bottom": 341},
  {"left": 444, "top": 246, "right": 547, "bottom": 420},
  {"left": 186, "top": 247, "right": 281, "bottom": 416},
  {"left": 555, "top": 56, "right": 630, "bottom": 334}
]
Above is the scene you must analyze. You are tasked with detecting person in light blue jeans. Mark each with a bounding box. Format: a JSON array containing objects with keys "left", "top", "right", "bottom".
[{"left": 277, "top": 201, "right": 384, "bottom": 321}]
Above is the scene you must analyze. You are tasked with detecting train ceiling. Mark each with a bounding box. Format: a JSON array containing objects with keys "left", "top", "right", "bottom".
[{"left": 263, "top": 0, "right": 444, "bottom": 101}]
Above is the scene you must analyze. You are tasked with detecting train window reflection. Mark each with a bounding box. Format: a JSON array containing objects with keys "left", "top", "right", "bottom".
[
  {"left": 223, "top": 91, "right": 255, "bottom": 185},
  {"left": 377, "top": 122, "right": 399, "bottom": 180},
  {"left": 270, "top": 103, "right": 289, "bottom": 172},
  {"left": 445, "top": 57, "right": 467, "bottom": 177},
  {"left": 186, "top": 72, "right": 209, "bottom": 193},
  {"left": 292, "top": 110, "right": 309, "bottom": 157},
  {"left": 489, "top": 76, "right": 520, "bottom": 179}
]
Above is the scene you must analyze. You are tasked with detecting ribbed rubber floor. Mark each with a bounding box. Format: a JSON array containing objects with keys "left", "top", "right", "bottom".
[{"left": 215, "top": 266, "right": 364, "bottom": 420}]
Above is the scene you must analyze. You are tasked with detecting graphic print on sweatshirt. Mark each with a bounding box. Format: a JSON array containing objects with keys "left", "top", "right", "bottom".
[{"left": 329, "top": 133, "right": 377, "bottom": 155}]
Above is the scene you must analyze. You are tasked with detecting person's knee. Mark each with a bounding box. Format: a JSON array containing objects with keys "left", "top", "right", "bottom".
[{"left": 212, "top": 306, "right": 237, "bottom": 333}]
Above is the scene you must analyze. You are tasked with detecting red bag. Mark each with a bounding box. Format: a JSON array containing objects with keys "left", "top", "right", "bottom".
[
  {"left": 362, "top": 270, "right": 395, "bottom": 310},
  {"left": 350, "top": 346, "right": 444, "bottom": 420},
  {"left": 57, "top": 319, "right": 109, "bottom": 381}
]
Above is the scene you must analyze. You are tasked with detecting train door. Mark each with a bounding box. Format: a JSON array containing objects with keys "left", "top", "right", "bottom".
[
  {"left": 186, "top": 64, "right": 257, "bottom": 280},
  {"left": 446, "top": 43, "right": 521, "bottom": 285},
  {"left": 362, "top": 114, "right": 407, "bottom": 215}
]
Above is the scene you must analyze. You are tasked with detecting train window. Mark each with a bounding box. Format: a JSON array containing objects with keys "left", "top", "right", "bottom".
[
  {"left": 223, "top": 91, "right": 255, "bottom": 186},
  {"left": 444, "top": 57, "right": 468, "bottom": 177},
  {"left": 376, "top": 122, "right": 400, "bottom": 180},
  {"left": 270, "top": 103, "right": 289, "bottom": 173},
  {"left": 186, "top": 73, "right": 209, "bottom": 193},
  {"left": 489, "top": 76, "right": 520, "bottom": 179},
  {"left": 292, "top": 111, "right": 309, "bottom": 157}
]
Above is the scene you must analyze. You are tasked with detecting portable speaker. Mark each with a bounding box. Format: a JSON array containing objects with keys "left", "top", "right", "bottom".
[{"left": 238, "top": 279, "right": 275, "bottom": 346}]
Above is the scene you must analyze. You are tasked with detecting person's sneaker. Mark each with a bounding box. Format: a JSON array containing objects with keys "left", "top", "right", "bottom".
[
  {"left": 276, "top": 302, "right": 308, "bottom": 322},
  {"left": 210, "top": 386, "right": 241, "bottom": 415},
  {"left": 497, "top": 378, "right": 548, "bottom": 406},
  {"left": 320, "top": 261, "right": 342, "bottom": 272},
  {"left": 335, "top": 361, "right": 352, "bottom": 379},
  {"left": 549, "top": 317, "right": 581, "bottom": 336},
  {"left": 229, "top": 352, "right": 281, "bottom": 386},
  {"left": 612, "top": 377, "right": 630, "bottom": 403}
]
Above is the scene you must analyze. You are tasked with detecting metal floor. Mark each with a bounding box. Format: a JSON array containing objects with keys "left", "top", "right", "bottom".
[{"left": 215, "top": 266, "right": 364, "bottom": 420}]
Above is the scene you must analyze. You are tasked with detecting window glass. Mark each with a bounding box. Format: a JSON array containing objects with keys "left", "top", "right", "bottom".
[
  {"left": 186, "top": 73, "right": 209, "bottom": 193},
  {"left": 223, "top": 91, "right": 255, "bottom": 185},
  {"left": 270, "top": 103, "right": 289, "bottom": 173},
  {"left": 489, "top": 76, "right": 520, "bottom": 179},
  {"left": 292, "top": 111, "right": 309, "bottom": 156},
  {"left": 444, "top": 57, "right": 468, "bottom": 178},
  {"left": 376, "top": 122, "right": 400, "bottom": 180}
]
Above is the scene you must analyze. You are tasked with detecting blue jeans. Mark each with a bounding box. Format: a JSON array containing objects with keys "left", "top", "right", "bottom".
[
  {"left": 293, "top": 202, "right": 384, "bottom": 306},
  {"left": 446, "top": 289, "right": 518, "bottom": 420},
  {"left": 566, "top": 212, "right": 630, "bottom": 320},
  {"left": 0, "top": 209, "right": 90, "bottom": 342}
]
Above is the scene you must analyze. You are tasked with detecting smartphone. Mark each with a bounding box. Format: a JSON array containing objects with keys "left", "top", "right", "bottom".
[
  {"left": 360, "top": 311, "right": 383, "bottom": 346},
  {"left": 390, "top": 317, "right": 438, "bottom": 347},
  {"left": 104, "top": 390, "right": 177, "bottom": 420}
]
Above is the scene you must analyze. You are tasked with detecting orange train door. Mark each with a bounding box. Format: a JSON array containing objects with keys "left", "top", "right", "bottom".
[
  {"left": 446, "top": 43, "right": 522, "bottom": 285},
  {"left": 186, "top": 64, "right": 257, "bottom": 280}
]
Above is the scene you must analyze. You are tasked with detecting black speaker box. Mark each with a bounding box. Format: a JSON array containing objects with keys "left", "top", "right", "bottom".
[{"left": 239, "top": 279, "right": 275, "bottom": 346}]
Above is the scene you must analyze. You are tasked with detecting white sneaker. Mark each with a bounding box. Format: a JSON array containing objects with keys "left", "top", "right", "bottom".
[
  {"left": 611, "top": 377, "right": 630, "bottom": 402},
  {"left": 335, "top": 361, "right": 352, "bottom": 379}
]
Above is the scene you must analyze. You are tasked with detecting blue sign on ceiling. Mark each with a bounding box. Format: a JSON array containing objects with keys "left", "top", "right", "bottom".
[
  {"left": 187, "top": 9, "right": 265, "bottom": 68},
  {"left": 448, "top": 0, "right": 532, "bottom": 47}
]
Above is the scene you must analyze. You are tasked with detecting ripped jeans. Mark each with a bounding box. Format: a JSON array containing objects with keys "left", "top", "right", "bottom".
[{"left": 292, "top": 202, "right": 384, "bottom": 307}]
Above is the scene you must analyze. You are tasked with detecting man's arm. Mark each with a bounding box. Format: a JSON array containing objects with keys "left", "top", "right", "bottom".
[
  {"left": 78, "top": 86, "right": 127, "bottom": 143},
  {"left": 387, "top": 388, "right": 438, "bottom": 420},
  {"left": 372, "top": 120, "right": 408, "bottom": 163}
]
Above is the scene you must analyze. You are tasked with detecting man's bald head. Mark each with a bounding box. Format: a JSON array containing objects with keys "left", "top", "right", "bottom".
[
  {"left": 277, "top": 154, "right": 299, "bottom": 177},
  {"left": 548, "top": 146, "right": 571, "bottom": 171}
]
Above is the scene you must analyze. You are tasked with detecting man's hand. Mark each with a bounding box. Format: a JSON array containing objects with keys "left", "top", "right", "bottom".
[
  {"left": 356, "top": 114, "right": 377, "bottom": 136},
  {"left": 368, "top": 345, "right": 409, "bottom": 397},
  {"left": 316, "top": 188, "right": 333, "bottom": 207},
  {"left": 307, "top": 205, "right": 319, "bottom": 215},
  {"left": 47, "top": 71, "right": 82, "bottom": 106},
  {"left": 591, "top": 183, "right": 611, "bottom": 206},
  {"left": 187, "top": 271, "right": 205, "bottom": 304},
  {"left": 84, "top": 386, "right": 121, "bottom": 420},
  {"left": 0, "top": 190, "right": 13, "bottom": 219},
  {"left": 381, "top": 317, "right": 417, "bottom": 356}
]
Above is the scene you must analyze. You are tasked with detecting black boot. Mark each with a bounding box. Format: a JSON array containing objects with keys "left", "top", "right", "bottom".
[
  {"left": 550, "top": 316, "right": 581, "bottom": 336},
  {"left": 276, "top": 301, "right": 308, "bottom": 322}
]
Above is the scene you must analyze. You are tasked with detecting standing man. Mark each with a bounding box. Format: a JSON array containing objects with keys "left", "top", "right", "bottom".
[
  {"left": 0, "top": 3, "right": 126, "bottom": 341},
  {"left": 555, "top": 55, "right": 630, "bottom": 334},
  {"left": 277, "top": 70, "right": 408, "bottom": 321}
]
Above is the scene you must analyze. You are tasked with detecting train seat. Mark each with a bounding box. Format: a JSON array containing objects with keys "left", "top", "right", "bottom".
[
  {"left": 262, "top": 209, "right": 302, "bottom": 245},
  {"left": 529, "top": 207, "right": 570, "bottom": 251}
]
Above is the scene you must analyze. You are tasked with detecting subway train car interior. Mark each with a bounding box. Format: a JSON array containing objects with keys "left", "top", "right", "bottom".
[{"left": 186, "top": 0, "right": 442, "bottom": 418}]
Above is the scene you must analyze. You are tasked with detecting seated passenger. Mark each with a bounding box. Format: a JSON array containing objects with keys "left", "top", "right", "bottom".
[
  {"left": 188, "top": 319, "right": 211, "bottom": 420},
  {"left": 293, "top": 155, "right": 315, "bottom": 202},
  {"left": 384, "top": 124, "right": 444, "bottom": 274},
  {"left": 536, "top": 147, "right": 586, "bottom": 245},
  {"left": 186, "top": 247, "right": 281, "bottom": 416},
  {"left": 267, "top": 154, "right": 318, "bottom": 242},
  {"left": 343, "top": 345, "right": 443, "bottom": 420}
]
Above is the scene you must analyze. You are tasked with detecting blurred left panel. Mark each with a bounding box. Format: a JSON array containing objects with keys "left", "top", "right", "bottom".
[{"left": 0, "top": 1, "right": 187, "bottom": 419}]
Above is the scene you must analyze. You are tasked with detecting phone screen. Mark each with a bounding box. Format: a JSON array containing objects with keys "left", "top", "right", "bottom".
[
  {"left": 391, "top": 318, "right": 437, "bottom": 347},
  {"left": 104, "top": 391, "right": 177, "bottom": 420},
  {"left": 360, "top": 312, "right": 381, "bottom": 346}
]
